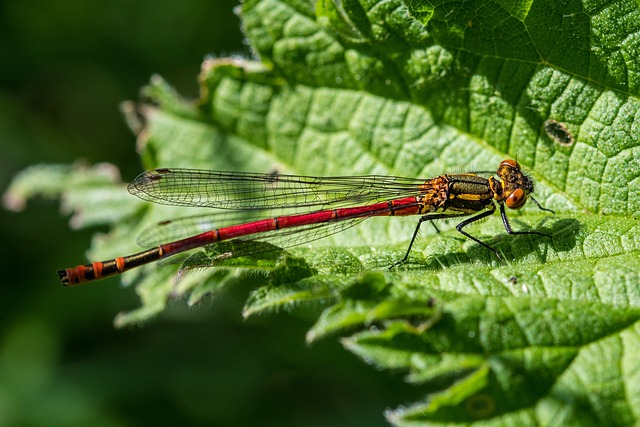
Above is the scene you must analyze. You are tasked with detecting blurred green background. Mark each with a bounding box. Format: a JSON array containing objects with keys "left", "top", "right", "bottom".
[{"left": 0, "top": 1, "right": 415, "bottom": 425}]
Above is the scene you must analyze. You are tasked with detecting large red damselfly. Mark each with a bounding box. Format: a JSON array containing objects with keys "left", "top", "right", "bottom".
[{"left": 58, "top": 159, "right": 554, "bottom": 286}]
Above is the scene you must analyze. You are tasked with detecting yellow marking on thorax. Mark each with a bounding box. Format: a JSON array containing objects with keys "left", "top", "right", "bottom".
[{"left": 449, "top": 192, "right": 487, "bottom": 201}]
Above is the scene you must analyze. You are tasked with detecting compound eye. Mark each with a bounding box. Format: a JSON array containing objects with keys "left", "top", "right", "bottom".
[
  {"left": 500, "top": 159, "right": 519, "bottom": 169},
  {"left": 506, "top": 188, "right": 526, "bottom": 209}
]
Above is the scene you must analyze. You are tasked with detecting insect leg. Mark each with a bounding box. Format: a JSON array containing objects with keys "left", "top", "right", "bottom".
[
  {"left": 389, "top": 213, "right": 465, "bottom": 269},
  {"left": 499, "top": 204, "right": 552, "bottom": 238},
  {"left": 389, "top": 216, "right": 431, "bottom": 269},
  {"left": 454, "top": 207, "right": 502, "bottom": 260}
]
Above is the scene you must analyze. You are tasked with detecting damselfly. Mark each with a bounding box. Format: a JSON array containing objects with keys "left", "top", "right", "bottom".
[{"left": 58, "top": 159, "right": 554, "bottom": 286}]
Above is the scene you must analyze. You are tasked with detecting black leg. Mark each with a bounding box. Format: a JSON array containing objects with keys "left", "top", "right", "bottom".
[
  {"left": 389, "top": 216, "right": 431, "bottom": 269},
  {"left": 499, "top": 204, "right": 552, "bottom": 238},
  {"left": 389, "top": 213, "right": 465, "bottom": 269},
  {"left": 390, "top": 200, "right": 555, "bottom": 269},
  {"left": 454, "top": 207, "right": 502, "bottom": 260}
]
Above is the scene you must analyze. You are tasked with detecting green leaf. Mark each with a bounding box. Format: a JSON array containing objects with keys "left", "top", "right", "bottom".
[{"left": 6, "top": 0, "right": 640, "bottom": 424}]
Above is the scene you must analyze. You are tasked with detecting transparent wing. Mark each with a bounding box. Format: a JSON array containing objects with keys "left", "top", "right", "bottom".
[{"left": 128, "top": 168, "right": 430, "bottom": 211}]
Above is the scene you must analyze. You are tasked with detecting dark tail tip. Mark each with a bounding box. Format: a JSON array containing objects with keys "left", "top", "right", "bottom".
[{"left": 57, "top": 269, "right": 71, "bottom": 286}]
